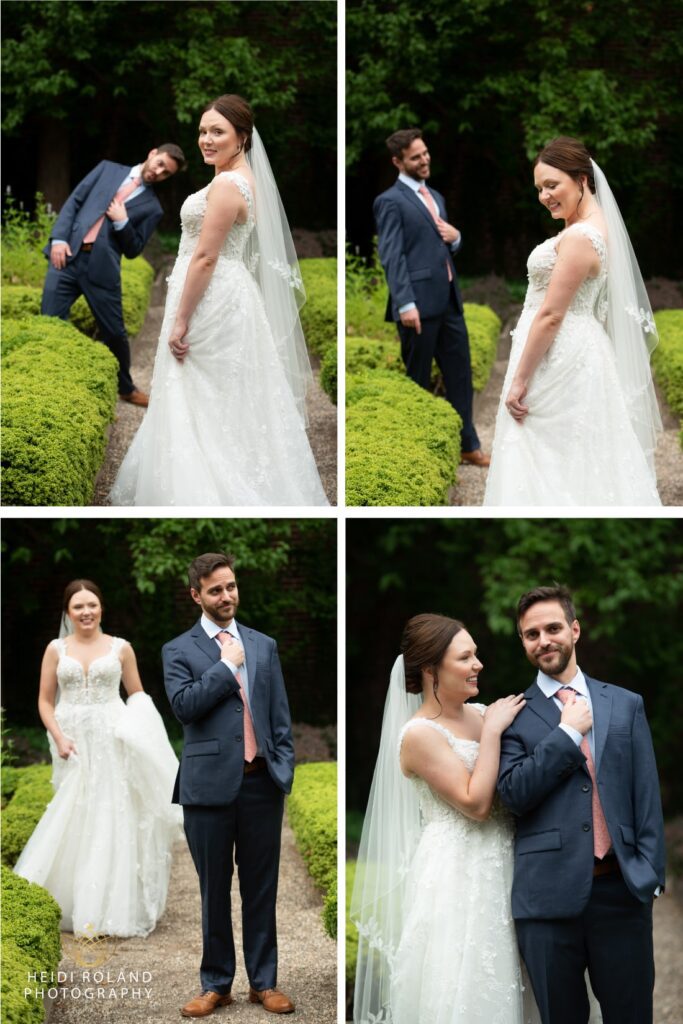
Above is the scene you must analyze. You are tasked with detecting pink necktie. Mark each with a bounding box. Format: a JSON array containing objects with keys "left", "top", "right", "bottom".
[
  {"left": 556, "top": 687, "right": 611, "bottom": 858},
  {"left": 418, "top": 185, "right": 453, "bottom": 281},
  {"left": 82, "top": 175, "right": 142, "bottom": 244},
  {"left": 215, "top": 631, "right": 257, "bottom": 762}
]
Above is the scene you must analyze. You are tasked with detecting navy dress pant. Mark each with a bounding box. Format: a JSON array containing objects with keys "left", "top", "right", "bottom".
[
  {"left": 396, "top": 287, "right": 480, "bottom": 453},
  {"left": 516, "top": 871, "right": 655, "bottom": 1024},
  {"left": 41, "top": 252, "right": 135, "bottom": 394},
  {"left": 182, "top": 767, "right": 285, "bottom": 995}
]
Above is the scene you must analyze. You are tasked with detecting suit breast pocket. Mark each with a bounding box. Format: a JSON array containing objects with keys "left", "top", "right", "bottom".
[
  {"left": 409, "top": 268, "right": 432, "bottom": 281},
  {"left": 517, "top": 828, "right": 562, "bottom": 855},
  {"left": 184, "top": 739, "right": 219, "bottom": 757}
]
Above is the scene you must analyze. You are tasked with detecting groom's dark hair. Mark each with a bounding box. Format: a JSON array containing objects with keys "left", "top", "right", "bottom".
[
  {"left": 386, "top": 128, "right": 423, "bottom": 158},
  {"left": 516, "top": 585, "right": 577, "bottom": 633},
  {"left": 188, "top": 552, "right": 235, "bottom": 592}
]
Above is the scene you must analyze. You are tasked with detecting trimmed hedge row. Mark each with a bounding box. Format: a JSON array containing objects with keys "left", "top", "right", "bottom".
[
  {"left": 287, "top": 762, "right": 337, "bottom": 939},
  {"left": 300, "top": 258, "right": 337, "bottom": 404},
  {"left": 1, "top": 764, "right": 61, "bottom": 1024},
  {"left": 345, "top": 860, "right": 358, "bottom": 984},
  {"left": 2, "top": 317, "right": 118, "bottom": 506},
  {"left": 346, "top": 369, "right": 462, "bottom": 506},
  {"left": 1, "top": 256, "right": 154, "bottom": 339},
  {"left": 652, "top": 309, "right": 683, "bottom": 444},
  {"left": 1, "top": 867, "right": 62, "bottom": 1024}
]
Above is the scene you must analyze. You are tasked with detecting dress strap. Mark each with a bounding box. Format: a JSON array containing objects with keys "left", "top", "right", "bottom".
[
  {"left": 214, "top": 170, "right": 253, "bottom": 208},
  {"left": 561, "top": 221, "right": 607, "bottom": 265},
  {"left": 399, "top": 717, "right": 462, "bottom": 752}
]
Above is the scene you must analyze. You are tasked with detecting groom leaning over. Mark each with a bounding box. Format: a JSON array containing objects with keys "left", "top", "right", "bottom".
[
  {"left": 163, "top": 552, "right": 295, "bottom": 1017},
  {"left": 497, "top": 584, "right": 665, "bottom": 1024},
  {"left": 373, "top": 128, "right": 489, "bottom": 466}
]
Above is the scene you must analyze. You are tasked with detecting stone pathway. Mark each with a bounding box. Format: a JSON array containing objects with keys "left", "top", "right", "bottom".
[
  {"left": 93, "top": 258, "right": 337, "bottom": 505},
  {"left": 450, "top": 314, "right": 683, "bottom": 506},
  {"left": 48, "top": 817, "right": 336, "bottom": 1024}
]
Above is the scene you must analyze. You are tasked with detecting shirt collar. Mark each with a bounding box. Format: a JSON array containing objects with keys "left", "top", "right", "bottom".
[
  {"left": 129, "top": 164, "right": 146, "bottom": 186},
  {"left": 536, "top": 666, "right": 587, "bottom": 698},
  {"left": 201, "top": 613, "right": 238, "bottom": 640},
  {"left": 398, "top": 172, "right": 426, "bottom": 193}
]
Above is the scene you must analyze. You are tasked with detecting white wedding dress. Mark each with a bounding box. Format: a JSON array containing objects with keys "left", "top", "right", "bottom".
[
  {"left": 14, "top": 637, "right": 183, "bottom": 937},
  {"left": 109, "top": 171, "right": 328, "bottom": 506},
  {"left": 484, "top": 222, "right": 661, "bottom": 506},
  {"left": 391, "top": 714, "right": 539, "bottom": 1024}
]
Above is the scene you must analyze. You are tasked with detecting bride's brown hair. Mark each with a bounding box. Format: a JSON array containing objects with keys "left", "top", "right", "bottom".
[
  {"left": 203, "top": 94, "right": 254, "bottom": 153},
  {"left": 400, "top": 613, "right": 466, "bottom": 695},
  {"left": 534, "top": 136, "right": 596, "bottom": 199},
  {"left": 62, "top": 579, "right": 104, "bottom": 614}
]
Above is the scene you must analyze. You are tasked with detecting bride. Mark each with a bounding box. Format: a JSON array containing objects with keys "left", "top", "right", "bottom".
[
  {"left": 484, "top": 136, "right": 661, "bottom": 506},
  {"left": 351, "top": 614, "right": 536, "bottom": 1024},
  {"left": 109, "top": 94, "right": 328, "bottom": 506},
  {"left": 14, "top": 579, "right": 182, "bottom": 937}
]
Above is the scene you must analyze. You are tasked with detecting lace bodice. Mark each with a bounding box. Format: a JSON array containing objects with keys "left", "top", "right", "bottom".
[
  {"left": 398, "top": 709, "right": 511, "bottom": 827},
  {"left": 176, "top": 171, "right": 254, "bottom": 263},
  {"left": 524, "top": 222, "right": 608, "bottom": 320},
  {"left": 52, "top": 636, "right": 126, "bottom": 705}
]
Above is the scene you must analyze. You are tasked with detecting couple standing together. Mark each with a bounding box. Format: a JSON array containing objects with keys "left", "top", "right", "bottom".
[
  {"left": 15, "top": 554, "right": 296, "bottom": 1017},
  {"left": 375, "top": 129, "right": 662, "bottom": 505},
  {"left": 42, "top": 93, "right": 328, "bottom": 507},
  {"left": 353, "top": 585, "right": 665, "bottom": 1024}
]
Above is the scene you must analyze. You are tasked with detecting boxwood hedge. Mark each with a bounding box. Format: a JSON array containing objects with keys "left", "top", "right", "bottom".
[
  {"left": 1, "top": 764, "right": 53, "bottom": 868},
  {"left": 2, "top": 317, "right": 118, "bottom": 506},
  {"left": 300, "top": 258, "right": 337, "bottom": 405},
  {"left": 652, "top": 310, "right": 683, "bottom": 443},
  {"left": 287, "top": 762, "right": 337, "bottom": 939},
  {"left": 346, "top": 369, "right": 462, "bottom": 506}
]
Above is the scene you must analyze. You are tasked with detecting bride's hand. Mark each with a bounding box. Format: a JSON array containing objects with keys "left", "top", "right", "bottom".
[
  {"left": 169, "top": 320, "right": 190, "bottom": 362},
  {"left": 483, "top": 694, "right": 526, "bottom": 734},
  {"left": 56, "top": 735, "right": 78, "bottom": 760},
  {"left": 505, "top": 378, "right": 529, "bottom": 423}
]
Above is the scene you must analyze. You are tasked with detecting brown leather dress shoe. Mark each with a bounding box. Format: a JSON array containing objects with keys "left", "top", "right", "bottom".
[
  {"left": 461, "top": 448, "right": 491, "bottom": 467},
  {"left": 248, "top": 987, "right": 295, "bottom": 1014},
  {"left": 119, "top": 389, "right": 149, "bottom": 407},
  {"left": 180, "top": 991, "right": 233, "bottom": 1017}
]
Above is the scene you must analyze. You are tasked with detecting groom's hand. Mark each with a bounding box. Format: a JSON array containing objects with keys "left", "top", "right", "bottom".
[
  {"left": 560, "top": 693, "right": 593, "bottom": 735},
  {"left": 437, "top": 219, "right": 459, "bottom": 245},
  {"left": 220, "top": 634, "right": 245, "bottom": 667},
  {"left": 400, "top": 308, "right": 422, "bottom": 335}
]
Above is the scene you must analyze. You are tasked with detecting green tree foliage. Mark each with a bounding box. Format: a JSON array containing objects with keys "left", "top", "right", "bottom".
[
  {"left": 2, "top": 0, "right": 336, "bottom": 228},
  {"left": 346, "top": 518, "right": 683, "bottom": 814},
  {"left": 347, "top": 0, "right": 683, "bottom": 276}
]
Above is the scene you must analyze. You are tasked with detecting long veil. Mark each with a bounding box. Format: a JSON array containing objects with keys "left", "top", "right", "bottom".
[
  {"left": 245, "top": 128, "right": 313, "bottom": 423},
  {"left": 350, "top": 655, "right": 423, "bottom": 1023},
  {"left": 592, "top": 159, "right": 662, "bottom": 478}
]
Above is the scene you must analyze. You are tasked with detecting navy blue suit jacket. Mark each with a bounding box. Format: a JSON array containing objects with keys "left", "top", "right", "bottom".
[
  {"left": 44, "top": 160, "right": 163, "bottom": 287},
  {"left": 373, "top": 180, "right": 464, "bottom": 322},
  {"left": 162, "top": 618, "right": 295, "bottom": 806},
  {"left": 497, "top": 675, "right": 665, "bottom": 919}
]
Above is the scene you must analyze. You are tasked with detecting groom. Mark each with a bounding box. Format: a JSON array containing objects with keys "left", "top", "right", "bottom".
[
  {"left": 42, "top": 144, "right": 186, "bottom": 407},
  {"left": 497, "top": 584, "right": 665, "bottom": 1024},
  {"left": 163, "top": 552, "right": 295, "bottom": 1017},
  {"left": 373, "top": 128, "right": 488, "bottom": 466}
]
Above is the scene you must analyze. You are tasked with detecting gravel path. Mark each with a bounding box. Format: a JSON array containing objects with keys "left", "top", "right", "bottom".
[
  {"left": 450, "top": 314, "right": 683, "bottom": 506},
  {"left": 93, "top": 258, "right": 337, "bottom": 506},
  {"left": 49, "top": 815, "right": 336, "bottom": 1024},
  {"left": 653, "top": 881, "right": 683, "bottom": 1024}
]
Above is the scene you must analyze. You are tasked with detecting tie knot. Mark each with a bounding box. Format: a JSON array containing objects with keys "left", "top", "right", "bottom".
[
  {"left": 555, "top": 686, "right": 577, "bottom": 704},
  {"left": 216, "top": 631, "right": 230, "bottom": 643}
]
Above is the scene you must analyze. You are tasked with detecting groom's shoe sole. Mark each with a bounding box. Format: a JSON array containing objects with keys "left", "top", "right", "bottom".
[{"left": 180, "top": 992, "right": 233, "bottom": 1017}]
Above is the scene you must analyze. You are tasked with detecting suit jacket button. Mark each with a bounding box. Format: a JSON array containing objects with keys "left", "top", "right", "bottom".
[
  {"left": 236, "top": 705, "right": 243, "bottom": 713},
  {"left": 582, "top": 784, "right": 590, "bottom": 793},
  {"left": 583, "top": 823, "right": 591, "bottom": 831},
  {"left": 235, "top": 734, "right": 243, "bottom": 742}
]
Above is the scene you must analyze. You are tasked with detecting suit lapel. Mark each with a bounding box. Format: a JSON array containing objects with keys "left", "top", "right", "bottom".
[
  {"left": 523, "top": 680, "right": 561, "bottom": 731},
  {"left": 191, "top": 619, "right": 220, "bottom": 663},
  {"left": 587, "top": 675, "right": 612, "bottom": 774},
  {"left": 238, "top": 622, "right": 259, "bottom": 694},
  {"left": 396, "top": 181, "right": 442, "bottom": 239}
]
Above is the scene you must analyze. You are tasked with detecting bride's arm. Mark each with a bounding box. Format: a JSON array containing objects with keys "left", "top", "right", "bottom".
[
  {"left": 400, "top": 697, "right": 525, "bottom": 821},
  {"left": 168, "top": 177, "right": 247, "bottom": 361},
  {"left": 37, "top": 645, "right": 77, "bottom": 759},
  {"left": 506, "top": 232, "right": 600, "bottom": 421},
  {"left": 120, "top": 641, "right": 144, "bottom": 697}
]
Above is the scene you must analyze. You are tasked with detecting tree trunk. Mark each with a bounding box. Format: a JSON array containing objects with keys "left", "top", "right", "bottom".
[{"left": 36, "top": 119, "right": 70, "bottom": 211}]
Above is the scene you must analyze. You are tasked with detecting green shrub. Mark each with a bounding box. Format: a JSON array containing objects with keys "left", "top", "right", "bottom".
[
  {"left": 346, "top": 335, "right": 404, "bottom": 376},
  {"left": 1, "top": 765, "right": 53, "bottom": 867},
  {"left": 1, "top": 286, "right": 42, "bottom": 319},
  {"left": 300, "top": 258, "right": 337, "bottom": 358},
  {"left": 1, "top": 866, "right": 62, "bottom": 1024},
  {"left": 345, "top": 283, "right": 398, "bottom": 343},
  {"left": 287, "top": 761, "right": 336, "bottom": 939},
  {"left": 319, "top": 342, "right": 337, "bottom": 404},
  {"left": 463, "top": 302, "right": 501, "bottom": 392},
  {"left": 2, "top": 318, "right": 118, "bottom": 506},
  {"left": 346, "top": 370, "right": 462, "bottom": 506},
  {"left": 652, "top": 310, "right": 683, "bottom": 441},
  {"left": 1, "top": 246, "right": 47, "bottom": 288},
  {"left": 346, "top": 860, "right": 358, "bottom": 983}
]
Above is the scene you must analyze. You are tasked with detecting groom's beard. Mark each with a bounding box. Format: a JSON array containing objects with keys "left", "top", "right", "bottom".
[{"left": 529, "top": 642, "right": 574, "bottom": 678}]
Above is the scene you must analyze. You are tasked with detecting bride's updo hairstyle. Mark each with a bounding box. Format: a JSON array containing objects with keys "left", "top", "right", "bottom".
[
  {"left": 203, "top": 94, "right": 254, "bottom": 153},
  {"left": 534, "top": 136, "right": 596, "bottom": 211},
  {"left": 400, "top": 613, "right": 466, "bottom": 695},
  {"left": 62, "top": 579, "right": 104, "bottom": 614}
]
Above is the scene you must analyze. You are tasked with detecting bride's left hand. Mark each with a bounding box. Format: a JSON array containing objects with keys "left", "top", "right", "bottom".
[
  {"left": 505, "top": 378, "right": 529, "bottom": 423},
  {"left": 169, "top": 320, "right": 190, "bottom": 362}
]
